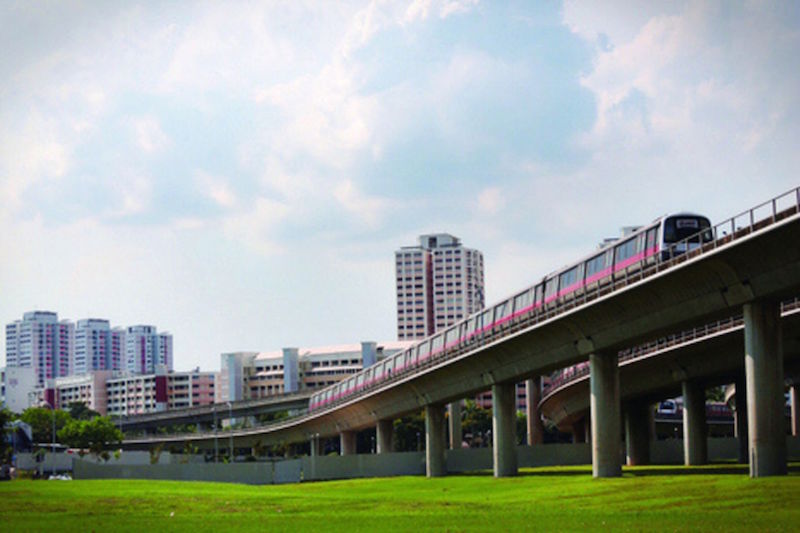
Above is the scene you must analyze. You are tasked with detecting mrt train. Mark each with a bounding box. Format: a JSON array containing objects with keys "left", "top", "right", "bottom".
[{"left": 309, "top": 213, "right": 713, "bottom": 412}]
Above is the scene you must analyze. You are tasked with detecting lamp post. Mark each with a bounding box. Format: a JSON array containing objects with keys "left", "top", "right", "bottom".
[
  {"left": 213, "top": 405, "right": 218, "bottom": 463},
  {"left": 226, "top": 401, "right": 233, "bottom": 463}
]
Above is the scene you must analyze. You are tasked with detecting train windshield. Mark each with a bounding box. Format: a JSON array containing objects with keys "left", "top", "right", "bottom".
[{"left": 663, "top": 216, "right": 712, "bottom": 243}]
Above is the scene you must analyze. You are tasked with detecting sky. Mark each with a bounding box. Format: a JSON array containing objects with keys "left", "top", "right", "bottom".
[{"left": 1, "top": 1, "right": 799, "bottom": 372}]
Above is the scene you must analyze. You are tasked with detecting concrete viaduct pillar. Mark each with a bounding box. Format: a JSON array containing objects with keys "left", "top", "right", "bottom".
[
  {"left": 340, "top": 431, "right": 357, "bottom": 456},
  {"left": 744, "top": 301, "right": 787, "bottom": 477},
  {"left": 590, "top": 352, "right": 621, "bottom": 478},
  {"left": 448, "top": 402, "right": 462, "bottom": 450},
  {"left": 734, "top": 375, "right": 748, "bottom": 463},
  {"left": 492, "top": 382, "right": 518, "bottom": 477},
  {"left": 310, "top": 435, "right": 323, "bottom": 457},
  {"left": 790, "top": 385, "right": 799, "bottom": 438},
  {"left": 625, "top": 401, "right": 651, "bottom": 466},
  {"left": 425, "top": 404, "right": 446, "bottom": 477},
  {"left": 376, "top": 419, "right": 394, "bottom": 454},
  {"left": 526, "top": 377, "right": 545, "bottom": 445},
  {"left": 682, "top": 380, "right": 707, "bottom": 466}
]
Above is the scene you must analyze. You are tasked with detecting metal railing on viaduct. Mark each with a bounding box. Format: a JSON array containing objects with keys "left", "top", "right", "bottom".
[{"left": 122, "top": 186, "right": 800, "bottom": 479}]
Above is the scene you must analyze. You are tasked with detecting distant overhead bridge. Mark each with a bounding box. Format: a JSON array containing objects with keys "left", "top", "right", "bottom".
[{"left": 118, "top": 391, "right": 312, "bottom": 432}]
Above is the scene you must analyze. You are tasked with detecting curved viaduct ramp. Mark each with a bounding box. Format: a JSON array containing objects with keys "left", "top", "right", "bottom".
[
  {"left": 119, "top": 392, "right": 312, "bottom": 432},
  {"left": 123, "top": 195, "right": 800, "bottom": 476},
  {"left": 540, "top": 304, "right": 800, "bottom": 431}
]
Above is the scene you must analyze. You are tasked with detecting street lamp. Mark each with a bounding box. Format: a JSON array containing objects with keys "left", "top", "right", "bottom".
[
  {"left": 226, "top": 401, "right": 233, "bottom": 463},
  {"left": 41, "top": 401, "right": 56, "bottom": 478},
  {"left": 213, "top": 405, "right": 218, "bottom": 463}
]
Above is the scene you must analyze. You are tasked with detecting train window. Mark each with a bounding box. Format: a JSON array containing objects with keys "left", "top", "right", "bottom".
[
  {"left": 495, "top": 300, "right": 511, "bottom": 320},
  {"left": 534, "top": 284, "right": 544, "bottom": 304},
  {"left": 466, "top": 316, "right": 477, "bottom": 336},
  {"left": 431, "top": 335, "right": 444, "bottom": 351},
  {"left": 544, "top": 276, "right": 558, "bottom": 300},
  {"left": 558, "top": 267, "right": 579, "bottom": 290},
  {"left": 418, "top": 341, "right": 430, "bottom": 357},
  {"left": 480, "top": 309, "right": 494, "bottom": 329},
  {"left": 646, "top": 227, "right": 658, "bottom": 251},
  {"left": 445, "top": 327, "right": 459, "bottom": 346},
  {"left": 586, "top": 253, "right": 605, "bottom": 277},
  {"left": 513, "top": 290, "right": 532, "bottom": 312},
  {"left": 614, "top": 238, "right": 637, "bottom": 263},
  {"left": 663, "top": 216, "right": 713, "bottom": 243}
]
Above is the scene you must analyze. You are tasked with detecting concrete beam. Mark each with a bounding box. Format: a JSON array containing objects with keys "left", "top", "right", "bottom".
[
  {"left": 340, "top": 431, "right": 357, "bottom": 456},
  {"left": 425, "top": 404, "right": 446, "bottom": 477},
  {"left": 625, "top": 402, "right": 651, "bottom": 466},
  {"left": 448, "top": 402, "right": 462, "bottom": 450},
  {"left": 526, "top": 377, "right": 544, "bottom": 445},
  {"left": 376, "top": 419, "right": 394, "bottom": 454},
  {"left": 682, "top": 380, "right": 708, "bottom": 466},
  {"left": 590, "top": 352, "right": 621, "bottom": 478},
  {"left": 744, "top": 301, "right": 787, "bottom": 477},
  {"left": 492, "top": 382, "right": 518, "bottom": 477}
]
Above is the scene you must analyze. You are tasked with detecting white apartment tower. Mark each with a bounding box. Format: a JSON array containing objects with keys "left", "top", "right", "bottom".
[
  {"left": 125, "top": 325, "right": 173, "bottom": 375},
  {"left": 73, "top": 319, "right": 125, "bottom": 374},
  {"left": 395, "top": 233, "right": 485, "bottom": 340},
  {"left": 5, "top": 311, "right": 74, "bottom": 387}
]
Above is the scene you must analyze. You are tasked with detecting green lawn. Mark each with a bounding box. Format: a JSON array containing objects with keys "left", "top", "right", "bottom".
[{"left": 1, "top": 465, "right": 799, "bottom": 532}]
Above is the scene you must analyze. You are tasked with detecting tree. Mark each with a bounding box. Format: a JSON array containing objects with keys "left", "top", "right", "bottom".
[
  {"left": 393, "top": 411, "right": 426, "bottom": 452},
  {"left": 67, "top": 401, "right": 100, "bottom": 421},
  {"left": 20, "top": 407, "right": 72, "bottom": 444},
  {"left": 462, "top": 400, "right": 491, "bottom": 446},
  {"left": 57, "top": 416, "right": 123, "bottom": 460},
  {"left": 0, "top": 407, "right": 13, "bottom": 463}
]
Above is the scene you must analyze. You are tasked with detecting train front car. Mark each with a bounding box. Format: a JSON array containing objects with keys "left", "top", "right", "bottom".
[{"left": 660, "top": 213, "right": 713, "bottom": 260}]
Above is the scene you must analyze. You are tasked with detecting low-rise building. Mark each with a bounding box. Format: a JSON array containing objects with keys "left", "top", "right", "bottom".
[{"left": 219, "top": 341, "right": 412, "bottom": 402}]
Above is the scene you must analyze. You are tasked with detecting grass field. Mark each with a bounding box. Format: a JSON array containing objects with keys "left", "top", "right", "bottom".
[{"left": 1, "top": 465, "right": 799, "bottom": 532}]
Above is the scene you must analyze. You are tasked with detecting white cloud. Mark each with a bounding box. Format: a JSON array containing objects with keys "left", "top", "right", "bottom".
[
  {"left": 222, "top": 196, "right": 291, "bottom": 255},
  {"left": 0, "top": 112, "right": 71, "bottom": 216},
  {"left": 559, "top": 1, "right": 800, "bottom": 219},
  {"left": 131, "top": 116, "right": 171, "bottom": 154},
  {"left": 477, "top": 186, "right": 504, "bottom": 215},
  {"left": 196, "top": 171, "right": 237, "bottom": 209},
  {"left": 109, "top": 173, "right": 153, "bottom": 218},
  {"left": 334, "top": 179, "right": 389, "bottom": 229}
]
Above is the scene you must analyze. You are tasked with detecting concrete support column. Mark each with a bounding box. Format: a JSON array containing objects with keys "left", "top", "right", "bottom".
[
  {"left": 425, "top": 404, "right": 446, "bottom": 477},
  {"left": 310, "top": 435, "right": 323, "bottom": 457},
  {"left": 682, "top": 380, "right": 707, "bottom": 466},
  {"left": 735, "top": 376, "right": 748, "bottom": 463},
  {"left": 625, "top": 402, "right": 651, "bottom": 466},
  {"left": 492, "top": 382, "right": 518, "bottom": 477},
  {"left": 376, "top": 419, "right": 394, "bottom": 454},
  {"left": 448, "top": 402, "right": 462, "bottom": 450},
  {"left": 590, "top": 352, "right": 621, "bottom": 478},
  {"left": 340, "top": 431, "right": 356, "bottom": 456},
  {"left": 526, "top": 377, "right": 545, "bottom": 445},
  {"left": 790, "top": 385, "right": 799, "bottom": 438},
  {"left": 744, "top": 301, "right": 787, "bottom": 477}
]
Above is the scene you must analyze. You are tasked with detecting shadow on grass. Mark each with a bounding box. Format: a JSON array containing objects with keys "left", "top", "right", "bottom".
[{"left": 449, "top": 463, "right": 800, "bottom": 478}]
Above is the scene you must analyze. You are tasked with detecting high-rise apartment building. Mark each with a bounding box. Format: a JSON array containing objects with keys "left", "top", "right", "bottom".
[
  {"left": 5, "top": 311, "right": 74, "bottom": 386},
  {"left": 74, "top": 319, "right": 125, "bottom": 374},
  {"left": 125, "top": 325, "right": 173, "bottom": 375},
  {"left": 395, "top": 233, "right": 484, "bottom": 340}
]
